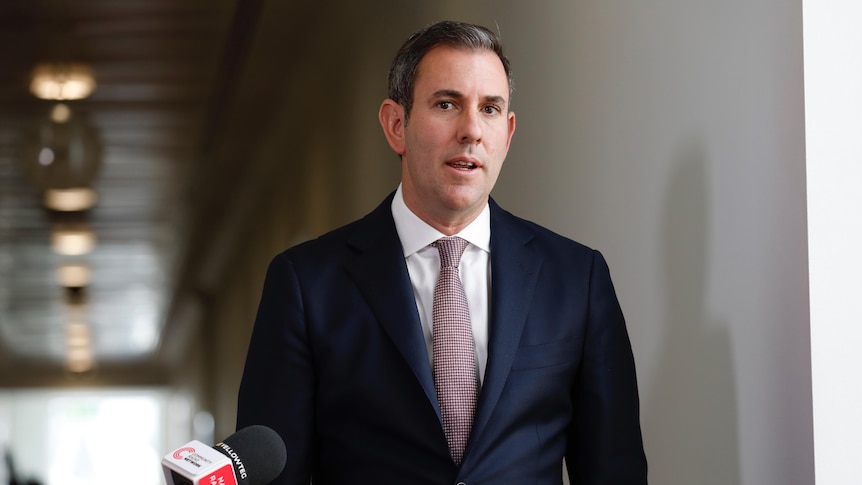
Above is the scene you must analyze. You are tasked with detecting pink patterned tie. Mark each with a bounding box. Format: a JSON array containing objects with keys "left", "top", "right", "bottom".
[{"left": 432, "top": 236, "right": 477, "bottom": 465}]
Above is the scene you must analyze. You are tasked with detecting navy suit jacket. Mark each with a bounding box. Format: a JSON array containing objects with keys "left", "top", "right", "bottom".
[{"left": 237, "top": 193, "right": 647, "bottom": 484}]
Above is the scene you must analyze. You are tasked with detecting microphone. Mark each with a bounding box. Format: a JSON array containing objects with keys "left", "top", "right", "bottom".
[{"left": 162, "top": 424, "right": 286, "bottom": 485}]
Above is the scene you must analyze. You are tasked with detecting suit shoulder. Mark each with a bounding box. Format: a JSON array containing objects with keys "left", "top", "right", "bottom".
[
  {"left": 272, "top": 196, "right": 394, "bottom": 266},
  {"left": 270, "top": 219, "right": 360, "bottom": 271}
]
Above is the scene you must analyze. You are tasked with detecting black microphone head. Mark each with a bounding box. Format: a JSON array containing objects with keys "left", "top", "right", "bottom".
[{"left": 213, "top": 425, "right": 286, "bottom": 485}]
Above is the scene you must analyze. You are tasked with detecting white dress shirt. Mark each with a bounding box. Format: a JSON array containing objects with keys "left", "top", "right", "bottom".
[{"left": 391, "top": 184, "right": 491, "bottom": 387}]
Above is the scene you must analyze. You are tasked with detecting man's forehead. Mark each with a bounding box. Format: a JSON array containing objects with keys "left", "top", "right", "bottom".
[
  {"left": 415, "top": 46, "right": 509, "bottom": 95},
  {"left": 417, "top": 45, "right": 504, "bottom": 70}
]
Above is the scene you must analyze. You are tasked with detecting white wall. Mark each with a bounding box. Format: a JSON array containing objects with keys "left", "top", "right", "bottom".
[
  {"left": 803, "top": 1, "right": 862, "bottom": 483},
  {"left": 444, "top": 1, "right": 812, "bottom": 483}
]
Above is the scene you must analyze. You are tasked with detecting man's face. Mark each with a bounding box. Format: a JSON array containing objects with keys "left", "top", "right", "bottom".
[{"left": 396, "top": 46, "right": 516, "bottom": 230}]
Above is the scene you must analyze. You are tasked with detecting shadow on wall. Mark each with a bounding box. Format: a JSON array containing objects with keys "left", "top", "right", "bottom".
[{"left": 646, "top": 139, "right": 740, "bottom": 485}]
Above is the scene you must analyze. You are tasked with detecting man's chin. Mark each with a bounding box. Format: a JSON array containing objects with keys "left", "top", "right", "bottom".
[{"left": 441, "top": 193, "right": 487, "bottom": 216}]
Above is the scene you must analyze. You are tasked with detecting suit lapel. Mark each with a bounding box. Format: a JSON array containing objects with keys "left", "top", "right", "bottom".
[
  {"left": 467, "top": 200, "right": 543, "bottom": 457},
  {"left": 345, "top": 195, "right": 441, "bottom": 419},
  {"left": 341, "top": 195, "right": 543, "bottom": 456}
]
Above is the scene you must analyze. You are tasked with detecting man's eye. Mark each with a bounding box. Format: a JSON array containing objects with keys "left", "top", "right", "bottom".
[
  {"left": 438, "top": 101, "right": 454, "bottom": 110},
  {"left": 483, "top": 105, "right": 501, "bottom": 115}
]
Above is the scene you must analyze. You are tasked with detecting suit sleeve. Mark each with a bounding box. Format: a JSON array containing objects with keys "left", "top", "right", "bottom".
[
  {"left": 237, "top": 253, "right": 314, "bottom": 484},
  {"left": 566, "top": 250, "right": 648, "bottom": 484}
]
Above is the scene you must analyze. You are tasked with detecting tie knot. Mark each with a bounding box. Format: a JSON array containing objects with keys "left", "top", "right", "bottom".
[{"left": 434, "top": 237, "right": 468, "bottom": 269}]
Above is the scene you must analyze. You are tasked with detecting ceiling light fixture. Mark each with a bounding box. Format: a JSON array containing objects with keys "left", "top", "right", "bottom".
[
  {"left": 51, "top": 103, "right": 72, "bottom": 123},
  {"left": 66, "top": 323, "right": 91, "bottom": 347},
  {"left": 57, "top": 263, "right": 91, "bottom": 288},
  {"left": 52, "top": 225, "right": 96, "bottom": 256},
  {"left": 44, "top": 187, "right": 98, "bottom": 211},
  {"left": 66, "top": 345, "right": 95, "bottom": 373},
  {"left": 30, "top": 62, "right": 96, "bottom": 101}
]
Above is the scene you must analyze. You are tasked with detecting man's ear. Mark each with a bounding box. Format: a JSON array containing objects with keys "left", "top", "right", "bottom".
[
  {"left": 379, "top": 99, "right": 406, "bottom": 155},
  {"left": 505, "top": 110, "right": 516, "bottom": 151}
]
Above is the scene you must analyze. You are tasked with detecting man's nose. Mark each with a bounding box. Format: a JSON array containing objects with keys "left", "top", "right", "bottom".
[{"left": 458, "top": 109, "right": 482, "bottom": 144}]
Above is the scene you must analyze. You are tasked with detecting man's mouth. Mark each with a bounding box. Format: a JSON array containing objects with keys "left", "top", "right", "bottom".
[{"left": 447, "top": 159, "right": 479, "bottom": 171}]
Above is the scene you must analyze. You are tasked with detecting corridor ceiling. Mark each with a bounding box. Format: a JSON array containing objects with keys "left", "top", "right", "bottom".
[{"left": 0, "top": 0, "right": 243, "bottom": 383}]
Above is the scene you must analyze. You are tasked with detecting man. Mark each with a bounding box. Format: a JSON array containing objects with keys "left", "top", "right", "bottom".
[{"left": 237, "top": 20, "right": 647, "bottom": 484}]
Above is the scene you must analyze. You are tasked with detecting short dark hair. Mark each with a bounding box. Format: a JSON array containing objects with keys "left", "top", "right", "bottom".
[{"left": 387, "top": 20, "right": 514, "bottom": 121}]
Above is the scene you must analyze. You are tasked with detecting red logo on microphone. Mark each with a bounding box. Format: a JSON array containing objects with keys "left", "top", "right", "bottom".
[{"left": 173, "top": 447, "right": 196, "bottom": 459}]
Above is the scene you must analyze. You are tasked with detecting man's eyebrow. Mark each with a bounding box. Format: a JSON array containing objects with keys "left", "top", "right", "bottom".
[
  {"left": 482, "top": 94, "right": 507, "bottom": 107},
  {"left": 431, "top": 89, "right": 465, "bottom": 100},
  {"left": 431, "top": 89, "right": 508, "bottom": 107}
]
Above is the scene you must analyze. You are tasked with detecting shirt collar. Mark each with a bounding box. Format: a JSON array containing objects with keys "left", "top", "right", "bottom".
[{"left": 391, "top": 183, "right": 491, "bottom": 257}]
